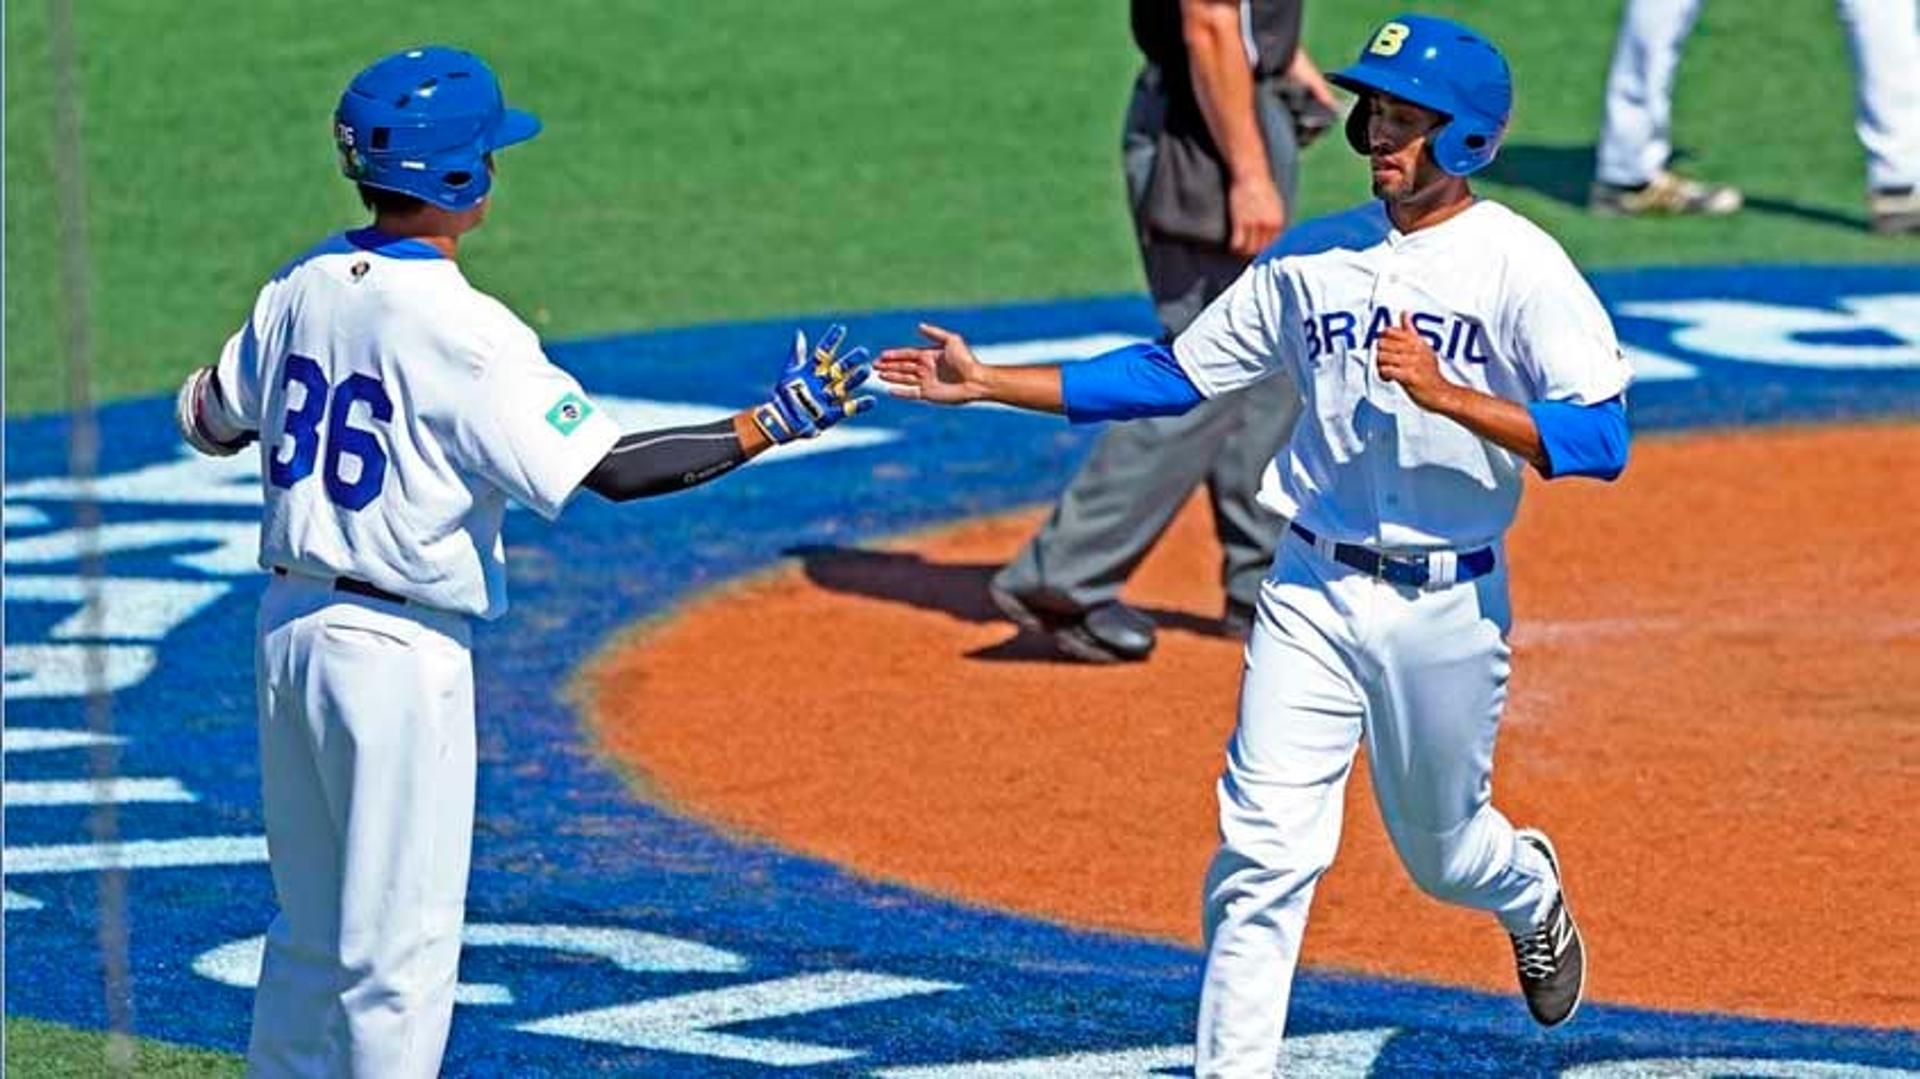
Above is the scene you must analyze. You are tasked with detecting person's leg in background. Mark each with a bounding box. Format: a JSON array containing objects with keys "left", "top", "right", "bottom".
[
  {"left": 1205, "top": 368, "right": 1299, "bottom": 635},
  {"left": 1834, "top": 0, "right": 1920, "bottom": 233},
  {"left": 1205, "top": 83, "right": 1302, "bottom": 636},
  {"left": 993, "top": 390, "right": 1256, "bottom": 660},
  {"left": 993, "top": 71, "right": 1300, "bottom": 660},
  {"left": 1589, "top": 0, "right": 1743, "bottom": 216}
]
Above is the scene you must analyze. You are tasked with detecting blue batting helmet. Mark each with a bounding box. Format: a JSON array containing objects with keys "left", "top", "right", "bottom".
[
  {"left": 1329, "top": 15, "right": 1512, "bottom": 177},
  {"left": 334, "top": 46, "right": 541, "bottom": 211}
]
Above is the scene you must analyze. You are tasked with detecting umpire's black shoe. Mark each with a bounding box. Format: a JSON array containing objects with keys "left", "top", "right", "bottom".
[
  {"left": 1509, "top": 828, "right": 1586, "bottom": 1027},
  {"left": 988, "top": 584, "right": 1156, "bottom": 663},
  {"left": 1058, "top": 601, "right": 1155, "bottom": 663}
]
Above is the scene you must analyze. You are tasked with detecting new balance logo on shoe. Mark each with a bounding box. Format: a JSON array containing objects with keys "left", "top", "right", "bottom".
[{"left": 1510, "top": 828, "right": 1587, "bottom": 1027}]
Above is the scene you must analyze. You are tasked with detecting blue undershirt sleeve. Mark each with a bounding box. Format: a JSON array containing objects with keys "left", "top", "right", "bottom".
[
  {"left": 1059, "top": 342, "right": 1206, "bottom": 424},
  {"left": 1529, "top": 396, "right": 1629, "bottom": 480}
]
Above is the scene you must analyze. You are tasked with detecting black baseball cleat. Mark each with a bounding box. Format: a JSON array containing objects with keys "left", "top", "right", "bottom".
[
  {"left": 1509, "top": 828, "right": 1586, "bottom": 1027},
  {"left": 988, "top": 583, "right": 1155, "bottom": 663}
]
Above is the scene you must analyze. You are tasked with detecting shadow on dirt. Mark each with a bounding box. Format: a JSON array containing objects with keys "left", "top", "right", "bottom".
[{"left": 786, "top": 544, "right": 1233, "bottom": 663}]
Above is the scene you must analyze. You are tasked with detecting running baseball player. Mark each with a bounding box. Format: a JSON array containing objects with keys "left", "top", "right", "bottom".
[
  {"left": 173, "top": 45, "right": 872, "bottom": 1077},
  {"left": 878, "top": 15, "right": 1630, "bottom": 1074}
]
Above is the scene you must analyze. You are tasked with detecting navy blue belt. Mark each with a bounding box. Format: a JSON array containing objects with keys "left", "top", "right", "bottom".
[
  {"left": 273, "top": 566, "right": 407, "bottom": 606},
  {"left": 1288, "top": 523, "right": 1496, "bottom": 588}
]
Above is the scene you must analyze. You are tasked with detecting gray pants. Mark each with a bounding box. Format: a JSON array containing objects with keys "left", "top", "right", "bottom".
[{"left": 995, "top": 67, "right": 1304, "bottom": 616}]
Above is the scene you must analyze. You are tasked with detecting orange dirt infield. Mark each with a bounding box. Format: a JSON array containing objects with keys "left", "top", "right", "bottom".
[{"left": 582, "top": 423, "right": 1920, "bottom": 1029}]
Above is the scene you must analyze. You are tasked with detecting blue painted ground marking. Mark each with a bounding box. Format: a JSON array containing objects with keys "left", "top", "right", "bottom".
[{"left": 6, "top": 265, "right": 1918, "bottom": 1075}]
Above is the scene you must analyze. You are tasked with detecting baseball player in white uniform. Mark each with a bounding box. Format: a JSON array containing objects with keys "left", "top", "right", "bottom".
[
  {"left": 878, "top": 15, "right": 1632, "bottom": 1075},
  {"left": 173, "top": 46, "right": 873, "bottom": 1078}
]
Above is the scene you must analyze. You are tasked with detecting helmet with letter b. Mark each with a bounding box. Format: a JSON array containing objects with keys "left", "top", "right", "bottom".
[
  {"left": 334, "top": 45, "right": 542, "bottom": 211},
  {"left": 1329, "top": 14, "right": 1512, "bottom": 177}
]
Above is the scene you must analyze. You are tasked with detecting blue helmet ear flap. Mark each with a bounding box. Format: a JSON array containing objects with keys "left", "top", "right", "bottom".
[
  {"left": 1430, "top": 121, "right": 1501, "bottom": 176},
  {"left": 1428, "top": 64, "right": 1510, "bottom": 175}
]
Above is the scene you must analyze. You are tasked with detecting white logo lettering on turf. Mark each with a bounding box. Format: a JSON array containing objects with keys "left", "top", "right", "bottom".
[
  {"left": 872, "top": 1027, "right": 1398, "bottom": 1078},
  {"left": 517, "top": 970, "right": 959, "bottom": 1066},
  {"left": 192, "top": 925, "right": 953, "bottom": 1067},
  {"left": 1622, "top": 293, "right": 1920, "bottom": 368},
  {"left": 0, "top": 396, "right": 892, "bottom": 699},
  {"left": 194, "top": 924, "right": 749, "bottom": 1009}
]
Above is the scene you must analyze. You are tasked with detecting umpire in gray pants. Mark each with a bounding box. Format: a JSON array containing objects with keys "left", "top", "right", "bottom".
[{"left": 992, "top": 0, "right": 1336, "bottom": 662}]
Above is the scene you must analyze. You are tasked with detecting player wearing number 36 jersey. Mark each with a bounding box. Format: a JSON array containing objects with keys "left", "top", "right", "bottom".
[
  {"left": 879, "top": 15, "right": 1632, "bottom": 1076},
  {"left": 207, "top": 228, "right": 612, "bottom": 619},
  {"left": 173, "top": 45, "right": 873, "bottom": 1078}
]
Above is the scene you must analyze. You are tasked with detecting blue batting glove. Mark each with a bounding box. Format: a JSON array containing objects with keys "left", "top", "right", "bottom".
[{"left": 752, "top": 323, "right": 876, "bottom": 445}]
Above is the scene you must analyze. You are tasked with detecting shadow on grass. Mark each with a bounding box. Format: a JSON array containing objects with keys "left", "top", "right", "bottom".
[
  {"left": 1482, "top": 142, "right": 1873, "bottom": 231},
  {"left": 785, "top": 544, "right": 1231, "bottom": 663},
  {"left": 1482, "top": 141, "right": 1598, "bottom": 208}
]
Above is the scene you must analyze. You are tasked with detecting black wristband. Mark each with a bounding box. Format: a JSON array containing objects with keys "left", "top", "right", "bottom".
[{"left": 580, "top": 418, "right": 748, "bottom": 502}]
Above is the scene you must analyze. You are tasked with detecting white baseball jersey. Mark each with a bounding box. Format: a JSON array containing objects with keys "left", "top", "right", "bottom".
[
  {"left": 214, "top": 229, "right": 620, "bottom": 619},
  {"left": 1173, "top": 199, "right": 1634, "bottom": 551}
]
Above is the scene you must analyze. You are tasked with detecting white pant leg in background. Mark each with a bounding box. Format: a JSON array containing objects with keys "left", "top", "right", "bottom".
[
  {"left": 1835, "top": 0, "right": 1920, "bottom": 191},
  {"left": 1595, "top": 0, "right": 1708, "bottom": 186},
  {"left": 247, "top": 576, "right": 477, "bottom": 1079},
  {"left": 1195, "top": 538, "right": 1556, "bottom": 1078}
]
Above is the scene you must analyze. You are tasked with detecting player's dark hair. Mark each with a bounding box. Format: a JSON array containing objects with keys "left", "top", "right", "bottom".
[{"left": 357, "top": 183, "right": 428, "bottom": 215}]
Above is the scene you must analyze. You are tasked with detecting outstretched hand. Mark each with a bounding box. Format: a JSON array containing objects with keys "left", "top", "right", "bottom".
[
  {"left": 753, "top": 324, "right": 875, "bottom": 445},
  {"left": 874, "top": 323, "right": 989, "bottom": 405}
]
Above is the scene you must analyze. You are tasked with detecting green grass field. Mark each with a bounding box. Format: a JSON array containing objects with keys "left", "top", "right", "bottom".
[
  {"left": 3, "top": 1019, "right": 242, "bottom": 1078},
  {"left": 0, "top": 0, "right": 1899, "bottom": 1071}
]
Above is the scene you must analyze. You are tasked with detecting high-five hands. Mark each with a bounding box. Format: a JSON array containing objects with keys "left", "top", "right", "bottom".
[
  {"left": 753, "top": 324, "right": 876, "bottom": 444},
  {"left": 875, "top": 323, "right": 991, "bottom": 405},
  {"left": 1374, "top": 312, "right": 1458, "bottom": 413}
]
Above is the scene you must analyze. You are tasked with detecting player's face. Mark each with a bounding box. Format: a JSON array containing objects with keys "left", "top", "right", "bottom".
[{"left": 1364, "top": 93, "right": 1448, "bottom": 202}]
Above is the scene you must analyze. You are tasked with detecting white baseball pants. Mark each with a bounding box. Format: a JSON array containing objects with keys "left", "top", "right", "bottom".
[
  {"left": 247, "top": 574, "right": 476, "bottom": 1079},
  {"left": 1194, "top": 535, "right": 1558, "bottom": 1078},
  {"left": 1836, "top": 0, "right": 1920, "bottom": 191},
  {"left": 1597, "top": 0, "right": 1920, "bottom": 191},
  {"left": 1594, "top": 0, "right": 1707, "bottom": 188}
]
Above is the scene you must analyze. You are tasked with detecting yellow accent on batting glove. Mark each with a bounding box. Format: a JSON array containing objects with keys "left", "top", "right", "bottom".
[{"left": 751, "top": 324, "right": 876, "bottom": 445}]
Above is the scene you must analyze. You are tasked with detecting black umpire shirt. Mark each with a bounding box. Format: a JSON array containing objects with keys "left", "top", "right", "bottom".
[
  {"left": 1129, "top": 0, "right": 1305, "bottom": 244},
  {"left": 1131, "top": 0, "right": 1304, "bottom": 88}
]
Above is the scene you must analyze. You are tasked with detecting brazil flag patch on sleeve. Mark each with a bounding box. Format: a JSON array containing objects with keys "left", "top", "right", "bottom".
[{"left": 545, "top": 392, "right": 593, "bottom": 436}]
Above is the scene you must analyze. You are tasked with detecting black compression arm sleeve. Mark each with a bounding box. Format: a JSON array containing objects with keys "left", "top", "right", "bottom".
[{"left": 580, "top": 418, "right": 749, "bottom": 502}]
